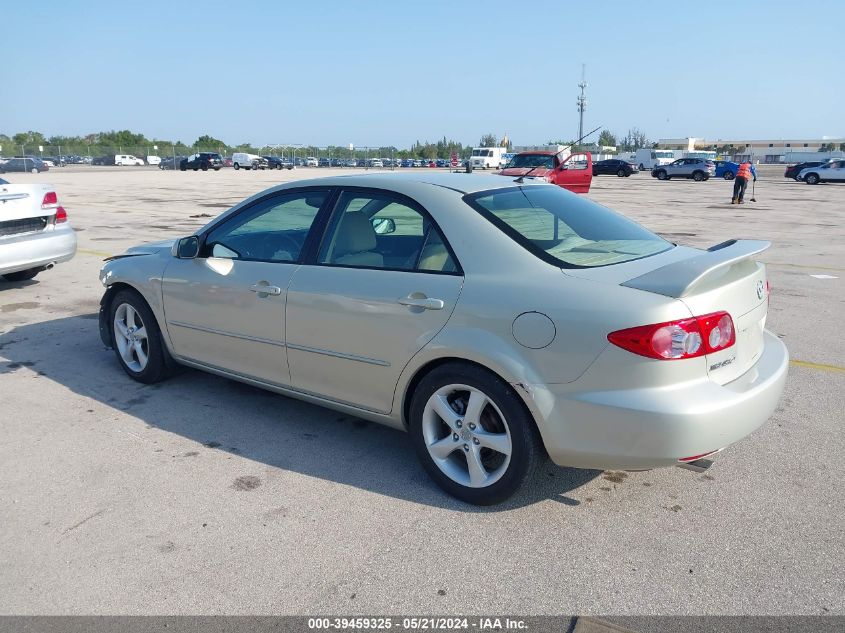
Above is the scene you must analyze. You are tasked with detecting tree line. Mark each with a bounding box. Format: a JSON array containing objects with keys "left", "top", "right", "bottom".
[{"left": 0, "top": 129, "right": 501, "bottom": 160}]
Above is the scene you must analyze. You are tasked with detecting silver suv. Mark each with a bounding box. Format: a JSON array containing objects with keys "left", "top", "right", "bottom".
[{"left": 652, "top": 158, "right": 714, "bottom": 181}]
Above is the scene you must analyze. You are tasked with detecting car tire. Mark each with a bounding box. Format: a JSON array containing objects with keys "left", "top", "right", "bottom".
[
  {"left": 234, "top": 163, "right": 240, "bottom": 170},
  {"left": 723, "top": 171, "right": 734, "bottom": 180},
  {"left": 2, "top": 267, "right": 40, "bottom": 282},
  {"left": 409, "top": 362, "right": 544, "bottom": 505},
  {"left": 180, "top": 166, "right": 186, "bottom": 171},
  {"left": 656, "top": 170, "right": 668, "bottom": 180},
  {"left": 617, "top": 169, "right": 625, "bottom": 177},
  {"left": 692, "top": 171, "right": 705, "bottom": 181},
  {"left": 214, "top": 167, "right": 220, "bottom": 171},
  {"left": 806, "top": 173, "right": 820, "bottom": 185},
  {"left": 108, "top": 289, "right": 177, "bottom": 385},
  {"left": 639, "top": 163, "right": 645, "bottom": 171}
]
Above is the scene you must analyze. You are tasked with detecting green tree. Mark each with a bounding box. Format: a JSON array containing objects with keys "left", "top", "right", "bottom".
[
  {"left": 479, "top": 133, "right": 497, "bottom": 147},
  {"left": 195, "top": 135, "right": 227, "bottom": 149},
  {"left": 598, "top": 130, "right": 617, "bottom": 147}
]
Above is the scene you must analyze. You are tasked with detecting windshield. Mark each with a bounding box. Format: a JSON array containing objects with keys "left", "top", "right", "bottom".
[
  {"left": 465, "top": 185, "right": 672, "bottom": 268},
  {"left": 506, "top": 154, "right": 555, "bottom": 169}
]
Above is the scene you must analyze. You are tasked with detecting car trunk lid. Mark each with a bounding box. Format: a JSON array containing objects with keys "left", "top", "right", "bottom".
[
  {"left": 569, "top": 240, "right": 771, "bottom": 385},
  {"left": 0, "top": 183, "right": 56, "bottom": 237}
]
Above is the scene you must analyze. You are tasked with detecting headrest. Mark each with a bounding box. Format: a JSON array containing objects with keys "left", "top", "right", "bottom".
[{"left": 333, "top": 212, "right": 377, "bottom": 256}]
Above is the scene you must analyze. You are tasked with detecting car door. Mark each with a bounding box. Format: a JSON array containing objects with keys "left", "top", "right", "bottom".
[
  {"left": 161, "top": 188, "right": 331, "bottom": 385},
  {"left": 553, "top": 152, "right": 593, "bottom": 193},
  {"left": 285, "top": 188, "right": 463, "bottom": 413},
  {"left": 830, "top": 160, "right": 845, "bottom": 181}
]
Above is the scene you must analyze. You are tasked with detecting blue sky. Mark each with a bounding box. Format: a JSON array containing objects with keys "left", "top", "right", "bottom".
[{"left": 2, "top": 0, "right": 842, "bottom": 147}]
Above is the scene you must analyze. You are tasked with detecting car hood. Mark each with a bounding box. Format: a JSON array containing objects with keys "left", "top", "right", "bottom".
[
  {"left": 497, "top": 167, "right": 552, "bottom": 177},
  {"left": 107, "top": 239, "right": 175, "bottom": 260}
]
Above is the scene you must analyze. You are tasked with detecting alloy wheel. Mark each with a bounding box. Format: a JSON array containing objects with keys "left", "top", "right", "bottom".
[
  {"left": 113, "top": 303, "right": 149, "bottom": 372},
  {"left": 421, "top": 384, "right": 512, "bottom": 488}
]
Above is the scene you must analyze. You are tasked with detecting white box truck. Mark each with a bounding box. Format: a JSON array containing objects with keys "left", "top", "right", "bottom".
[{"left": 470, "top": 147, "right": 508, "bottom": 169}]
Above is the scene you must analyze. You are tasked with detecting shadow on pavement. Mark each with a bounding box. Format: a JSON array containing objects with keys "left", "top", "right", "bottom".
[{"left": 0, "top": 314, "right": 600, "bottom": 511}]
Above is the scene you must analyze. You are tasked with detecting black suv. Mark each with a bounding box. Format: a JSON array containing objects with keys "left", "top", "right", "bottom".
[
  {"left": 180, "top": 152, "right": 223, "bottom": 171},
  {"left": 262, "top": 156, "right": 293, "bottom": 170},
  {"left": 592, "top": 158, "right": 637, "bottom": 177}
]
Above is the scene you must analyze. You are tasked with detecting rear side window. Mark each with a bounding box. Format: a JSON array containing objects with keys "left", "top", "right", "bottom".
[{"left": 465, "top": 185, "right": 672, "bottom": 268}]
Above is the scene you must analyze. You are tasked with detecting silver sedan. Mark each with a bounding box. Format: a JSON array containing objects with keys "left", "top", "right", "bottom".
[{"left": 98, "top": 173, "right": 788, "bottom": 504}]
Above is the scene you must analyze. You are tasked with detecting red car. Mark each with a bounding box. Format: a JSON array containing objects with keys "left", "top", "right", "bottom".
[{"left": 497, "top": 151, "right": 593, "bottom": 193}]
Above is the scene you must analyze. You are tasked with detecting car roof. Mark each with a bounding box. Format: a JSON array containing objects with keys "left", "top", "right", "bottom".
[{"left": 272, "top": 172, "right": 549, "bottom": 195}]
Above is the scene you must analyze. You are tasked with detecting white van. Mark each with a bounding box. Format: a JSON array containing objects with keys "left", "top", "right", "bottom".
[
  {"left": 146, "top": 155, "right": 161, "bottom": 166},
  {"left": 114, "top": 154, "right": 144, "bottom": 166},
  {"left": 232, "top": 153, "right": 265, "bottom": 170},
  {"left": 470, "top": 147, "right": 508, "bottom": 169},
  {"left": 634, "top": 149, "right": 675, "bottom": 171}
]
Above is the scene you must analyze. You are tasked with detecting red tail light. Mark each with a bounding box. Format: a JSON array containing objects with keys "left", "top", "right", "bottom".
[
  {"left": 608, "top": 311, "right": 735, "bottom": 360},
  {"left": 54, "top": 207, "right": 67, "bottom": 224},
  {"left": 41, "top": 191, "right": 58, "bottom": 209}
]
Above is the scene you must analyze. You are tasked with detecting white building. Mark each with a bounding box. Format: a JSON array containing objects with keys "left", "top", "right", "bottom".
[{"left": 657, "top": 137, "right": 845, "bottom": 163}]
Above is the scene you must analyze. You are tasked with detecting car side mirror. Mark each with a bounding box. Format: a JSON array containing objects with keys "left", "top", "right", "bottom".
[
  {"left": 174, "top": 236, "right": 200, "bottom": 259},
  {"left": 371, "top": 218, "right": 396, "bottom": 234}
]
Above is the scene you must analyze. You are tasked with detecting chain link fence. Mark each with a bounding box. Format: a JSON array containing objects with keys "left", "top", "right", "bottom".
[{"left": 4, "top": 144, "right": 472, "bottom": 170}]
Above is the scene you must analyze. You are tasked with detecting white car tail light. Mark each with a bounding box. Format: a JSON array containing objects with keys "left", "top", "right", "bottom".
[{"left": 41, "top": 191, "right": 58, "bottom": 209}]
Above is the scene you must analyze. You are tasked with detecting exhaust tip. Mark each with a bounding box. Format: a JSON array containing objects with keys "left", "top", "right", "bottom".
[{"left": 677, "top": 458, "right": 714, "bottom": 473}]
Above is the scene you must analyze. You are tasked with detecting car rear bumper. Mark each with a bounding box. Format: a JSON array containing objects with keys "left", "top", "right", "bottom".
[
  {"left": 531, "top": 330, "right": 789, "bottom": 470},
  {"left": 0, "top": 226, "right": 77, "bottom": 275}
]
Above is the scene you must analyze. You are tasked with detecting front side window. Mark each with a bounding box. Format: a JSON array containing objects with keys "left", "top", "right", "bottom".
[
  {"left": 465, "top": 185, "right": 671, "bottom": 268},
  {"left": 203, "top": 190, "right": 328, "bottom": 262},
  {"left": 318, "top": 191, "right": 458, "bottom": 273}
]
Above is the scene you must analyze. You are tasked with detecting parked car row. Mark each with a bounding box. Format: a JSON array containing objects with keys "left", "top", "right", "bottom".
[
  {"left": 0, "top": 157, "right": 49, "bottom": 174},
  {"left": 784, "top": 158, "right": 845, "bottom": 184}
]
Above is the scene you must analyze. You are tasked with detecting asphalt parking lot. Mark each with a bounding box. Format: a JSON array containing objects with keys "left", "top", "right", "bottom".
[{"left": 1, "top": 166, "right": 843, "bottom": 615}]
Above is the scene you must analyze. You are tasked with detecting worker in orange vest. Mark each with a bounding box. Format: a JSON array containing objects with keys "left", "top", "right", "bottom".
[{"left": 732, "top": 159, "right": 757, "bottom": 204}]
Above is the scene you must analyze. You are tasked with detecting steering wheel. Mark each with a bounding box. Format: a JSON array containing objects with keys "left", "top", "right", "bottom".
[{"left": 262, "top": 233, "right": 301, "bottom": 261}]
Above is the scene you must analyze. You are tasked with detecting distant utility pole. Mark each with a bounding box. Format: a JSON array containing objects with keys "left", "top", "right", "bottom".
[{"left": 577, "top": 64, "right": 587, "bottom": 144}]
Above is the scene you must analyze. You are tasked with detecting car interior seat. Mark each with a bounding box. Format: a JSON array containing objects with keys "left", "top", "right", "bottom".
[{"left": 331, "top": 211, "right": 383, "bottom": 267}]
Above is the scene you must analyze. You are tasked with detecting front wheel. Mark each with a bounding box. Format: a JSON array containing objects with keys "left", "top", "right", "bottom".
[
  {"left": 639, "top": 163, "right": 645, "bottom": 171},
  {"left": 201, "top": 165, "right": 208, "bottom": 171},
  {"left": 617, "top": 169, "right": 625, "bottom": 177},
  {"left": 409, "top": 363, "right": 544, "bottom": 505},
  {"left": 2, "top": 267, "right": 40, "bottom": 282},
  {"left": 31, "top": 167, "right": 39, "bottom": 174},
  {"left": 233, "top": 163, "right": 240, "bottom": 170},
  {"left": 805, "top": 173, "right": 820, "bottom": 185},
  {"left": 109, "top": 290, "right": 177, "bottom": 384},
  {"left": 723, "top": 171, "right": 734, "bottom": 180}
]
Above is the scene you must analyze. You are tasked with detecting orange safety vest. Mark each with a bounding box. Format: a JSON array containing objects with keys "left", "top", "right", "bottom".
[{"left": 737, "top": 163, "right": 752, "bottom": 180}]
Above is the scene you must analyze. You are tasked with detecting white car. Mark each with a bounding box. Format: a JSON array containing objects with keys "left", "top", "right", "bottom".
[
  {"left": 305, "top": 156, "right": 319, "bottom": 167},
  {"left": 40, "top": 159, "right": 56, "bottom": 168},
  {"left": 115, "top": 154, "right": 144, "bottom": 166},
  {"left": 0, "top": 178, "right": 77, "bottom": 281},
  {"left": 370, "top": 159, "right": 384, "bottom": 168},
  {"left": 798, "top": 159, "right": 845, "bottom": 185},
  {"left": 146, "top": 155, "right": 162, "bottom": 166}
]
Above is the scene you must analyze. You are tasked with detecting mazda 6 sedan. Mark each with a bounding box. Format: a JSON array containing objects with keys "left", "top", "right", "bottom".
[{"left": 98, "top": 173, "right": 788, "bottom": 504}]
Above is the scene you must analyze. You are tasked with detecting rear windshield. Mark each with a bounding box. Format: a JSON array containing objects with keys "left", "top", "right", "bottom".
[
  {"left": 465, "top": 185, "right": 672, "bottom": 268},
  {"left": 507, "top": 154, "right": 554, "bottom": 169}
]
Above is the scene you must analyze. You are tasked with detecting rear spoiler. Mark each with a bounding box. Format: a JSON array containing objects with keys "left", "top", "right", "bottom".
[{"left": 622, "top": 239, "right": 770, "bottom": 298}]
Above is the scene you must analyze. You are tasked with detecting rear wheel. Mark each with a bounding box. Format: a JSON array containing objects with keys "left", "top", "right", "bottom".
[
  {"left": 639, "top": 163, "right": 645, "bottom": 171},
  {"left": 409, "top": 363, "right": 544, "bottom": 505},
  {"left": 2, "top": 268, "right": 40, "bottom": 282},
  {"left": 31, "top": 167, "right": 39, "bottom": 174},
  {"left": 201, "top": 164, "right": 208, "bottom": 171},
  {"left": 723, "top": 171, "right": 734, "bottom": 180},
  {"left": 656, "top": 170, "right": 668, "bottom": 180},
  {"left": 109, "top": 290, "right": 176, "bottom": 384},
  {"left": 692, "top": 171, "right": 705, "bottom": 181},
  {"left": 805, "top": 173, "right": 820, "bottom": 185}
]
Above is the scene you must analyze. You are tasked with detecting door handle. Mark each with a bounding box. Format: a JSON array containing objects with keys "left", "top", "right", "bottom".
[
  {"left": 398, "top": 296, "right": 445, "bottom": 310},
  {"left": 249, "top": 283, "right": 282, "bottom": 296}
]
